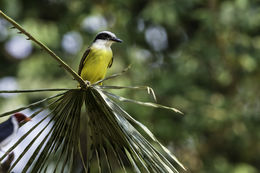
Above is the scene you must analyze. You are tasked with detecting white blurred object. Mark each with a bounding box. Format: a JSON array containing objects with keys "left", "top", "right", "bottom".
[
  {"left": 133, "top": 48, "right": 152, "bottom": 62},
  {"left": 61, "top": 31, "right": 83, "bottom": 55},
  {"left": 0, "top": 77, "right": 18, "bottom": 98},
  {"left": 81, "top": 15, "right": 107, "bottom": 33},
  {"left": 137, "top": 18, "right": 145, "bottom": 32},
  {"left": 145, "top": 25, "right": 168, "bottom": 51},
  {"left": 5, "top": 36, "right": 32, "bottom": 59}
]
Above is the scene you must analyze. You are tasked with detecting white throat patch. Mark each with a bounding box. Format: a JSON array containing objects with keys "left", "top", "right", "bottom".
[{"left": 92, "top": 39, "right": 113, "bottom": 49}]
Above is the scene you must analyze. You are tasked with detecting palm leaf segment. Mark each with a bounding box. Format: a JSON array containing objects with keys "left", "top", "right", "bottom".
[{"left": 0, "top": 85, "right": 185, "bottom": 173}]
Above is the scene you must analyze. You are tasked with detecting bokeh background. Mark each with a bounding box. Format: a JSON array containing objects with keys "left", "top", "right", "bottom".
[{"left": 0, "top": 0, "right": 260, "bottom": 172}]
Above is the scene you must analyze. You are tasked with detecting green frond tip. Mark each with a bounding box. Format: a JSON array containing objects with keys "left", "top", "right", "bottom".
[
  {"left": 2, "top": 87, "right": 185, "bottom": 173},
  {"left": 101, "top": 90, "right": 183, "bottom": 115},
  {"left": 98, "top": 85, "right": 157, "bottom": 102}
]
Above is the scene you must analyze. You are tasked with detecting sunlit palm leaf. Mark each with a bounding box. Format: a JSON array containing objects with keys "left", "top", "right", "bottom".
[
  {"left": 98, "top": 85, "right": 157, "bottom": 102},
  {"left": 28, "top": 90, "right": 84, "bottom": 172},
  {"left": 101, "top": 90, "right": 183, "bottom": 114},
  {"left": 90, "top": 88, "right": 185, "bottom": 172},
  {"left": 0, "top": 86, "right": 185, "bottom": 173}
]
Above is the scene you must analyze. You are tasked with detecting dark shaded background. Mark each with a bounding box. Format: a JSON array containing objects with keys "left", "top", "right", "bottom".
[{"left": 0, "top": 0, "right": 260, "bottom": 172}]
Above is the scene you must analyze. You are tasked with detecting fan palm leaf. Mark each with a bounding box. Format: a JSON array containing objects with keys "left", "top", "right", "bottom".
[{"left": 0, "top": 86, "right": 185, "bottom": 172}]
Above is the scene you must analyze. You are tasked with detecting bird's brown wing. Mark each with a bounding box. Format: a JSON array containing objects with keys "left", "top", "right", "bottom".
[
  {"left": 78, "top": 47, "right": 91, "bottom": 75},
  {"left": 108, "top": 57, "right": 113, "bottom": 68}
]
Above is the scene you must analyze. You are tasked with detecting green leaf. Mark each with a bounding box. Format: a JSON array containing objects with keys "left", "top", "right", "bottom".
[
  {"left": 1, "top": 87, "right": 184, "bottom": 173},
  {"left": 98, "top": 85, "right": 157, "bottom": 102},
  {"left": 101, "top": 89, "right": 183, "bottom": 114}
]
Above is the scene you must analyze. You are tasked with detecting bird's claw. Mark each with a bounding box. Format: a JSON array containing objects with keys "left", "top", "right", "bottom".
[
  {"left": 78, "top": 81, "right": 91, "bottom": 89},
  {"left": 85, "top": 81, "right": 91, "bottom": 86},
  {"left": 79, "top": 80, "right": 91, "bottom": 89}
]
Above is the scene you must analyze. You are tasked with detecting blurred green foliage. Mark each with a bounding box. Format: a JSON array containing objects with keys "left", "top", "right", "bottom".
[{"left": 0, "top": 0, "right": 260, "bottom": 172}]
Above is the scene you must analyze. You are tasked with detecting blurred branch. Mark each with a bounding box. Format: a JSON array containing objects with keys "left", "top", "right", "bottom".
[{"left": 0, "top": 10, "right": 86, "bottom": 88}]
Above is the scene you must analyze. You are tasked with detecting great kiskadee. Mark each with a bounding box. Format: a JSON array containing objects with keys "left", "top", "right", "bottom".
[{"left": 78, "top": 31, "right": 122, "bottom": 85}]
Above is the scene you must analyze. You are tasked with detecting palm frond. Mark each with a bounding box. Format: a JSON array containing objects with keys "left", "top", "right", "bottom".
[
  {"left": 98, "top": 85, "right": 157, "bottom": 102},
  {"left": 0, "top": 86, "right": 185, "bottom": 173},
  {"left": 89, "top": 88, "right": 185, "bottom": 172},
  {"left": 28, "top": 90, "right": 84, "bottom": 172},
  {"left": 101, "top": 90, "right": 183, "bottom": 114},
  {"left": 0, "top": 98, "right": 61, "bottom": 162}
]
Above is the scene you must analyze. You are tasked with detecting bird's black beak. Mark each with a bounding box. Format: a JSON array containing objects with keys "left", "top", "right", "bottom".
[{"left": 110, "top": 37, "right": 123, "bottom": 43}]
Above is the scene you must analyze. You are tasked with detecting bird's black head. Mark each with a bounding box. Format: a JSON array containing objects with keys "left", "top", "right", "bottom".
[
  {"left": 94, "top": 31, "right": 122, "bottom": 43},
  {"left": 13, "top": 113, "right": 31, "bottom": 123}
]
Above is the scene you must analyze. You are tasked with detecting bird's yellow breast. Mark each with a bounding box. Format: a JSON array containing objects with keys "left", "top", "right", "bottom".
[{"left": 80, "top": 48, "right": 112, "bottom": 84}]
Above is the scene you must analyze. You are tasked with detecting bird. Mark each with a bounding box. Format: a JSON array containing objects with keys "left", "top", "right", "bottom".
[
  {"left": 0, "top": 113, "right": 31, "bottom": 152},
  {"left": 78, "top": 31, "right": 122, "bottom": 85}
]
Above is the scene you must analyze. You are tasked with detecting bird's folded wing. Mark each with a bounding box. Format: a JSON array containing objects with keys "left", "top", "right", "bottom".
[
  {"left": 0, "top": 118, "right": 14, "bottom": 142},
  {"left": 78, "top": 48, "right": 91, "bottom": 75},
  {"left": 108, "top": 57, "right": 113, "bottom": 68}
]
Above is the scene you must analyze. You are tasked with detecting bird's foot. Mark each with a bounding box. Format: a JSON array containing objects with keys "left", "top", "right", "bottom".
[
  {"left": 78, "top": 80, "right": 91, "bottom": 89},
  {"left": 85, "top": 80, "right": 91, "bottom": 86}
]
